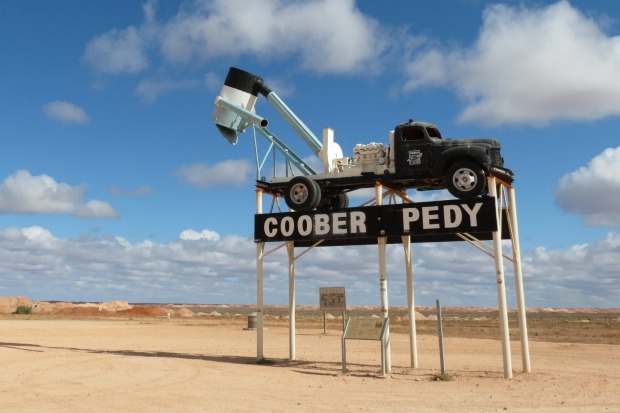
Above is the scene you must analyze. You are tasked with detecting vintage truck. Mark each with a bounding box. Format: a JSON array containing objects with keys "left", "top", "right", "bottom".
[{"left": 212, "top": 67, "right": 513, "bottom": 211}]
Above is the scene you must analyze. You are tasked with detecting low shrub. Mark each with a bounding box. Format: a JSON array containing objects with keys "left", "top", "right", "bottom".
[{"left": 14, "top": 305, "right": 33, "bottom": 315}]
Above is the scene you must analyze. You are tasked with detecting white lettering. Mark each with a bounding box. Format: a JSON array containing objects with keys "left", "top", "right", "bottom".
[
  {"left": 260, "top": 201, "right": 487, "bottom": 240},
  {"left": 402, "top": 208, "right": 420, "bottom": 230},
  {"left": 314, "top": 214, "right": 330, "bottom": 235},
  {"left": 332, "top": 212, "right": 347, "bottom": 235},
  {"left": 443, "top": 205, "right": 462, "bottom": 228},
  {"left": 461, "top": 202, "right": 483, "bottom": 227},
  {"left": 262, "top": 212, "right": 370, "bottom": 239},
  {"left": 422, "top": 206, "right": 440, "bottom": 229},
  {"left": 281, "top": 216, "right": 294, "bottom": 236},
  {"left": 350, "top": 211, "right": 366, "bottom": 234},
  {"left": 264, "top": 217, "right": 278, "bottom": 237},
  {"left": 298, "top": 215, "right": 312, "bottom": 236}
]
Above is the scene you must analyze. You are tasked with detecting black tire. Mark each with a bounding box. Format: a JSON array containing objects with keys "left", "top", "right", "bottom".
[
  {"left": 330, "top": 192, "right": 349, "bottom": 209},
  {"left": 317, "top": 191, "right": 349, "bottom": 210},
  {"left": 284, "top": 176, "right": 320, "bottom": 211},
  {"left": 445, "top": 161, "right": 486, "bottom": 199}
]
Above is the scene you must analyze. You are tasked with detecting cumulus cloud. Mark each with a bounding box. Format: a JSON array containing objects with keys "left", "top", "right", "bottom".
[
  {"left": 83, "top": 0, "right": 385, "bottom": 76},
  {"left": 179, "top": 228, "right": 220, "bottom": 241},
  {"left": 74, "top": 200, "right": 119, "bottom": 219},
  {"left": 404, "top": 1, "right": 620, "bottom": 125},
  {"left": 0, "top": 224, "right": 617, "bottom": 307},
  {"left": 0, "top": 170, "right": 117, "bottom": 218},
  {"left": 163, "top": 0, "right": 384, "bottom": 73},
  {"left": 43, "top": 101, "right": 90, "bottom": 124},
  {"left": 176, "top": 159, "right": 252, "bottom": 188},
  {"left": 82, "top": 2, "right": 157, "bottom": 74},
  {"left": 83, "top": 27, "right": 149, "bottom": 74},
  {"left": 555, "top": 146, "right": 620, "bottom": 226}
]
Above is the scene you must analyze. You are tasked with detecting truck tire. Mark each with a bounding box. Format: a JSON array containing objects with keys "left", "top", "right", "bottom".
[
  {"left": 284, "top": 176, "right": 321, "bottom": 211},
  {"left": 445, "top": 161, "right": 486, "bottom": 199},
  {"left": 332, "top": 192, "right": 349, "bottom": 209},
  {"left": 317, "top": 191, "right": 349, "bottom": 210}
]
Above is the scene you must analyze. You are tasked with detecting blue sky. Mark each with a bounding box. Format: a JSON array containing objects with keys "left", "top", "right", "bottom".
[{"left": 1, "top": 0, "right": 619, "bottom": 308}]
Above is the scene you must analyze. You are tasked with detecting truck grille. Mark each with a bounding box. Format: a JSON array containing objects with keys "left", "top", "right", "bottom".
[{"left": 490, "top": 148, "right": 503, "bottom": 166}]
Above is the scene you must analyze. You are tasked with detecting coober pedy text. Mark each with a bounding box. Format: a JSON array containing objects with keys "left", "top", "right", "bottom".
[{"left": 258, "top": 200, "right": 487, "bottom": 241}]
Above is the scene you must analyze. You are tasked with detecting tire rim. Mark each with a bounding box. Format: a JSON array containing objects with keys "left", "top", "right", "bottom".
[
  {"left": 452, "top": 168, "right": 477, "bottom": 192},
  {"left": 290, "top": 183, "right": 309, "bottom": 204}
]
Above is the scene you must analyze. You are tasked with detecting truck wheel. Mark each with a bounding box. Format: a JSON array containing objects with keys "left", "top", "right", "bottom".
[
  {"left": 445, "top": 161, "right": 486, "bottom": 199},
  {"left": 284, "top": 176, "right": 320, "bottom": 211},
  {"left": 336, "top": 192, "right": 349, "bottom": 209},
  {"left": 329, "top": 192, "right": 349, "bottom": 209},
  {"left": 317, "top": 191, "right": 349, "bottom": 210}
]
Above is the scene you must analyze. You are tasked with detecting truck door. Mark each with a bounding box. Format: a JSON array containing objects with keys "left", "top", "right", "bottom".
[{"left": 395, "top": 126, "right": 436, "bottom": 177}]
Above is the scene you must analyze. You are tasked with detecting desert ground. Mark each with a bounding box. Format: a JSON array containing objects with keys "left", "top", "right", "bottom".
[{"left": 1, "top": 297, "right": 618, "bottom": 412}]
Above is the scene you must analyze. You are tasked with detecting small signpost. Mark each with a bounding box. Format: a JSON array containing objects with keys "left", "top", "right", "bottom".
[
  {"left": 342, "top": 317, "right": 390, "bottom": 376},
  {"left": 319, "top": 287, "right": 346, "bottom": 333},
  {"left": 436, "top": 299, "right": 446, "bottom": 375}
]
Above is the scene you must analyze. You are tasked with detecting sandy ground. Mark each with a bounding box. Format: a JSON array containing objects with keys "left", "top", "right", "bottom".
[{"left": 1, "top": 318, "right": 618, "bottom": 412}]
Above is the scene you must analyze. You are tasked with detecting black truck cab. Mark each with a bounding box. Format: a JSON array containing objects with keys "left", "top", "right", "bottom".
[{"left": 392, "top": 120, "right": 511, "bottom": 198}]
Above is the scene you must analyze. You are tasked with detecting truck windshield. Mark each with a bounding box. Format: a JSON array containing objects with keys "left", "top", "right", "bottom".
[{"left": 426, "top": 127, "right": 442, "bottom": 139}]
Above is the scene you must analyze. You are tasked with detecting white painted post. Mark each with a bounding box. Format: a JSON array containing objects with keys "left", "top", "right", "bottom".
[
  {"left": 375, "top": 183, "right": 391, "bottom": 373},
  {"left": 256, "top": 189, "right": 264, "bottom": 361},
  {"left": 508, "top": 187, "right": 531, "bottom": 373},
  {"left": 287, "top": 241, "right": 296, "bottom": 360},
  {"left": 488, "top": 177, "right": 513, "bottom": 379},
  {"left": 402, "top": 235, "right": 418, "bottom": 368}
]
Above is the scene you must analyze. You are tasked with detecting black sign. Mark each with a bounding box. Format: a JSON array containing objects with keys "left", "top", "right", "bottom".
[{"left": 255, "top": 197, "right": 508, "bottom": 246}]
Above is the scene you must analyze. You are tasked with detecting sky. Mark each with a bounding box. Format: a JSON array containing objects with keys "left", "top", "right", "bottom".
[{"left": 1, "top": 0, "right": 619, "bottom": 308}]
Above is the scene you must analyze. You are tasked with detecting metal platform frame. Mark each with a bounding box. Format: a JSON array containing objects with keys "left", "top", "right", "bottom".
[{"left": 254, "top": 176, "right": 530, "bottom": 379}]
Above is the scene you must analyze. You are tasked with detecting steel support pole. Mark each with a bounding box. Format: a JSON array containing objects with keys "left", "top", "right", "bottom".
[
  {"left": 287, "top": 241, "right": 296, "bottom": 360},
  {"left": 375, "top": 183, "right": 391, "bottom": 373},
  {"left": 402, "top": 235, "right": 418, "bottom": 368},
  {"left": 488, "top": 177, "right": 513, "bottom": 379},
  {"left": 508, "top": 187, "right": 531, "bottom": 373},
  {"left": 256, "top": 189, "right": 264, "bottom": 361}
]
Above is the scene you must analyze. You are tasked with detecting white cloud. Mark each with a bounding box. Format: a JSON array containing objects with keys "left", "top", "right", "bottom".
[
  {"left": 555, "top": 146, "right": 620, "bottom": 226},
  {"left": 22, "top": 226, "right": 56, "bottom": 244},
  {"left": 404, "top": 1, "right": 620, "bottom": 125},
  {"left": 136, "top": 79, "right": 200, "bottom": 103},
  {"left": 43, "top": 101, "right": 90, "bottom": 124},
  {"left": 0, "top": 223, "right": 617, "bottom": 307},
  {"left": 74, "top": 200, "right": 119, "bottom": 219},
  {"left": 179, "top": 228, "right": 220, "bottom": 241},
  {"left": 347, "top": 188, "right": 452, "bottom": 204},
  {"left": 82, "top": 2, "right": 157, "bottom": 74},
  {"left": 83, "top": 26, "right": 150, "bottom": 75},
  {"left": 0, "top": 170, "right": 117, "bottom": 219},
  {"left": 176, "top": 159, "right": 252, "bottom": 188},
  {"left": 84, "top": 0, "right": 385, "bottom": 76}
]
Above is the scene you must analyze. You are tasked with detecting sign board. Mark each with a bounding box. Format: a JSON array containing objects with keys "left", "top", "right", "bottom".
[
  {"left": 344, "top": 317, "right": 386, "bottom": 341},
  {"left": 342, "top": 317, "right": 390, "bottom": 376},
  {"left": 255, "top": 197, "right": 508, "bottom": 246},
  {"left": 320, "top": 287, "right": 346, "bottom": 311}
]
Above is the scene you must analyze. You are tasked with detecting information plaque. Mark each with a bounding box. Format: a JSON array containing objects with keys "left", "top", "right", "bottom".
[
  {"left": 342, "top": 317, "right": 390, "bottom": 375},
  {"left": 344, "top": 318, "right": 385, "bottom": 340}
]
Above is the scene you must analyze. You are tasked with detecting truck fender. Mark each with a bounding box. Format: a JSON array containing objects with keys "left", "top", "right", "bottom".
[{"left": 433, "top": 146, "right": 490, "bottom": 177}]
